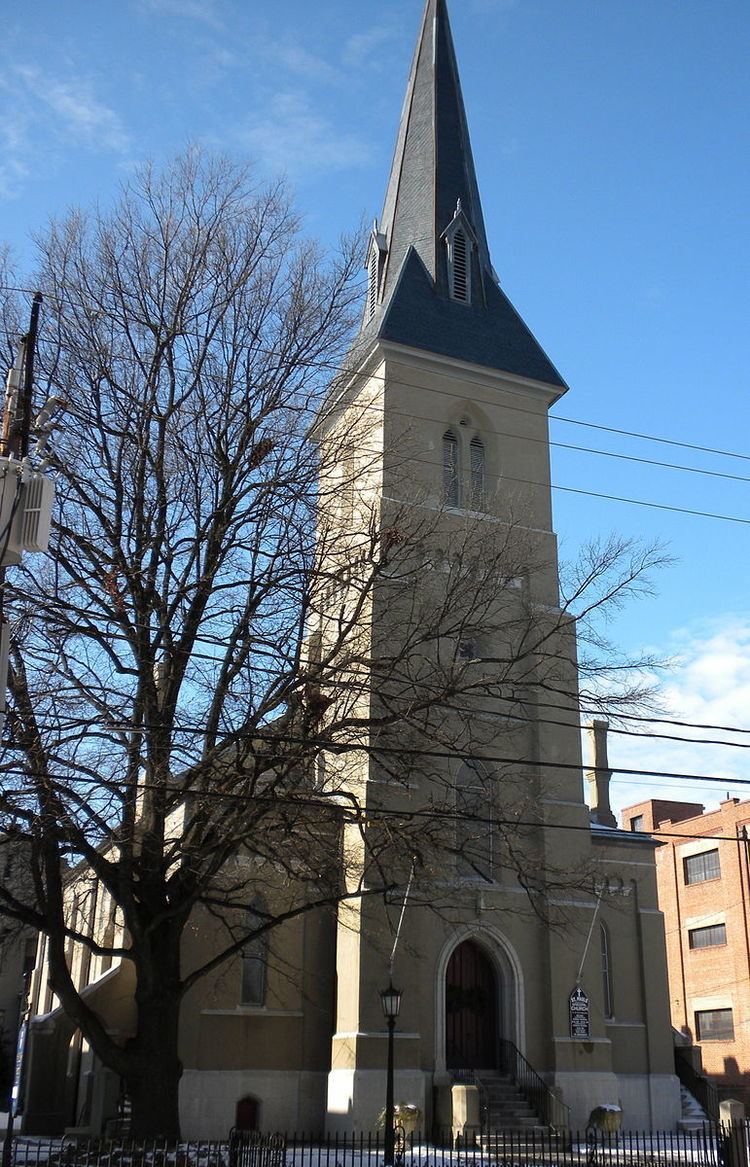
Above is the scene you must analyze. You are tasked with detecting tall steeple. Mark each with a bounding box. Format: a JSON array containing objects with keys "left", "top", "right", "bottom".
[{"left": 362, "top": 0, "right": 567, "bottom": 392}]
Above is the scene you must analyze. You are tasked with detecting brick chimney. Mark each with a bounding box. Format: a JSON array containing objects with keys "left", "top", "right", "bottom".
[{"left": 587, "top": 719, "right": 617, "bottom": 828}]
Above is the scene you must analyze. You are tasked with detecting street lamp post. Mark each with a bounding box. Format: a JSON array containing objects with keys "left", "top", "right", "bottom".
[{"left": 379, "top": 981, "right": 403, "bottom": 1167}]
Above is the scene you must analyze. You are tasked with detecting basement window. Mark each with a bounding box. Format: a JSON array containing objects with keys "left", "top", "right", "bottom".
[
  {"left": 696, "top": 1008, "right": 734, "bottom": 1042},
  {"left": 684, "top": 849, "right": 721, "bottom": 885}
]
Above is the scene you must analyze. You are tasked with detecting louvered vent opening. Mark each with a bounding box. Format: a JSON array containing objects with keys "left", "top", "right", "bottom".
[
  {"left": 452, "top": 230, "right": 469, "bottom": 302},
  {"left": 443, "top": 431, "right": 459, "bottom": 507},
  {"left": 470, "top": 436, "right": 485, "bottom": 510},
  {"left": 367, "top": 247, "right": 380, "bottom": 321}
]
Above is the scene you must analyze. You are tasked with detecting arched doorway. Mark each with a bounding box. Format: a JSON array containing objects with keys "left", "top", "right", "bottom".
[
  {"left": 235, "top": 1095, "right": 260, "bottom": 1131},
  {"left": 445, "top": 939, "right": 498, "bottom": 1070}
]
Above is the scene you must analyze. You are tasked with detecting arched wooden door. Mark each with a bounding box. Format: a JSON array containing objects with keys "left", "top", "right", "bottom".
[
  {"left": 445, "top": 939, "right": 498, "bottom": 1070},
  {"left": 235, "top": 1095, "right": 260, "bottom": 1131}
]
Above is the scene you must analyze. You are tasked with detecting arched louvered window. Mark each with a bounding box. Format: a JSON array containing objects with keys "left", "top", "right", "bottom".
[
  {"left": 600, "top": 922, "right": 614, "bottom": 1019},
  {"left": 470, "top": 436, "right": 485, "bottom": 510},
  {"left": 443, "top": 431, "right": 459, "bottom": 507},
  {"left": 451, "top": 229, "right": 470, "bottom": 303},
  {"left": 455, "top": 762, "right": 491, "bottom": 880},
  {"left": 367, "top": 246, "right": 380, "bottom": 321},
  {"left": 241, "top": 897, "right": 268, "bottom": 1006}
]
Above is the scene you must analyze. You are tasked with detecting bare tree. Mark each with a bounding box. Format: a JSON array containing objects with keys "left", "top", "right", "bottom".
[{"left": 0, "top": 151, "right": 667, "bottom": 1137}]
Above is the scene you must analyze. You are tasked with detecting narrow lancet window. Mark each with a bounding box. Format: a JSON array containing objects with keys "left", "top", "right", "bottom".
[
  {"left": 470, "top": 436, "right": 485, "bottom": 510},
  {"left": 241, "top": 898, "right": 268, "bottom": 1006},
  {"left": 443, "top": 431, "right": 459, "bottom": 507},
  {"left": 456, "top": 762, "right": 491, "bottom": 880},
  {"left": 600, "top": 923, "right": 614, "bottom": 1019}
]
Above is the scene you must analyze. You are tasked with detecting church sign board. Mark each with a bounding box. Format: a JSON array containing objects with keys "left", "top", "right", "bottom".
[{"left": 569, "top": 986, "right": 590, "bottom": 1039}]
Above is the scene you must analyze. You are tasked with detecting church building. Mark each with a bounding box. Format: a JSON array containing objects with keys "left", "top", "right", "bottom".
[{"left": 19, "top": 0, "right": 680, "bottom": 1139}]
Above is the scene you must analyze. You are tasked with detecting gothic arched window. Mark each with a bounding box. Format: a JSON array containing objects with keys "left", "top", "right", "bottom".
[
  {"left": 455, "top": 761, "right": 492, "bottom": 881},
  {"left": 443, "top": 431, "right": 459, "bottom": 507},
  {"left": 470, "top": 436, "right": 485, "bottom": 510},
  {"left": 240, "top": 898, "right": 268, "bottom": 1006},
  {"left": 600, "top": 922, "right": 614, "bottom": 1019}
]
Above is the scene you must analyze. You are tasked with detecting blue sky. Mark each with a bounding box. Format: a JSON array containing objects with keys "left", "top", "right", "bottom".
[{"left": 1, "top": 0, "right": 748, "bottom": 813}]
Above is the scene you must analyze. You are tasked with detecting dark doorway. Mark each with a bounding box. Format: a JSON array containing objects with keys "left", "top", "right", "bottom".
[
  {"left": 445, "top": 939, "right": 498, "bottom": 1070},
  {"left": 235, "top": 1096, "right": 260, "bottom": 1131}
]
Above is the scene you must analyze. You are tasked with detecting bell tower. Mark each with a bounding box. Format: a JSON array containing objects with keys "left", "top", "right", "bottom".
[{"left": 320, "top": 0, "right": 679, "bottom": 1135}]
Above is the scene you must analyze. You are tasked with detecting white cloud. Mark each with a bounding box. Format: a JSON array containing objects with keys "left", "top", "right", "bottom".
[
  {"left": 0, "top": 89, "right": 30, "bottom": 198},
  {"left": 15, "top": 66, "right": 130, "bottom": 153},
  {"left": 273, "top": 45, "right": 339, "bottom": 85},
  {"left": 138, "top": 0, "right": 225, "bottom": 30},
  {"left": 239, "top": 92, "right": 371, "bottom": 178},
  {"left": 469, "top": 0, "right": 519, "bottom": 13},
  {"left": 601, "top": 616, "right": 750, "bottom": 818},
  {"left": 342, "top": 24, "right": 400, "bottom": 70},
  {"left": 0, "top": 63, "right": 130, "bottom": 199}
]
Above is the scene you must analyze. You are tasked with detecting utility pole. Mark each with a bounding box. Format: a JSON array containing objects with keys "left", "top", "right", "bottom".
[
  {"left": 0, "top": 293, "right": 56, "bottom": 1166},
  {"left": 0, "top": 292, "right": 55, "bottom": 741}
]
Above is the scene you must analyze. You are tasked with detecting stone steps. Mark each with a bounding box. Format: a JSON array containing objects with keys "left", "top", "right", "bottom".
[
  {"left": 677, "top": 1085, "right": 710, "bottom": 1131},
  {"left": 476, "top": 1071, "right": 546, "bottom": 1132}
]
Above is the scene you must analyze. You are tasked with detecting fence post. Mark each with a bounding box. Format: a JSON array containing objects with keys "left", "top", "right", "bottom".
[{"left": 719, "top": 1099, "right": 747, "bottom": 1167}]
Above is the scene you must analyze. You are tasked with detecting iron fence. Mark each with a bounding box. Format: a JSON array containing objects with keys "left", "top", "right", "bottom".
[{"left": 5, "top": 1125, "right": 747, "bottom": 1167}]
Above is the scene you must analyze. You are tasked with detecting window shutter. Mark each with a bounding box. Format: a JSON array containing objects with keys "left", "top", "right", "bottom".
[
  {"left": 470, "top": 436, "right": 485, "bottom": 510},
  {"left": 452, "top": 230, "right": 469, "bottom": 302},
  {"left": 367, "top": 247, "right": 379, "bottom": 320},
  {"left": 443, "top": 431, "right": 459, "bottom": 507}
]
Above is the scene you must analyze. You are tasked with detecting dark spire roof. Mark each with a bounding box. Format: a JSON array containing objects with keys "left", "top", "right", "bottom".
[{"left": 361, "top": 0, "right": 567, "bottom": 392}]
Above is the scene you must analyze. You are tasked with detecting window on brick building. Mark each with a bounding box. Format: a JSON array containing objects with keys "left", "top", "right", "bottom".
[
  {"left": 630, "top": 814, "right": 644, "bottom": 832},
  {"left": 695, "top": 1008, "right": 734, "bottom": 1041},
  {"left": 689, "top": 923, "right": 727, "bottom": 950},
  {"left": 683, "top": 848, "right": 721, "bottom": 885}
]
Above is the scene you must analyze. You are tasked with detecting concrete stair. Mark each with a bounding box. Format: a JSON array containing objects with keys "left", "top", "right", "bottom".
[
  {"left": 477, "top": 1072, "right": 547, "bottom": 1133},
  {"left": 678, "top": 1085, "right": 709, "bottom": 1131}
]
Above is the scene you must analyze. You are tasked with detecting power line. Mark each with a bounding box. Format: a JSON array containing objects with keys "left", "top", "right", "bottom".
[
  {"left": 3, "top": 330, "right": 749, "bottom": 529},
  {"left": 1, "top": 283, "right": 749, "bottom": 469},
  {"left": 3, "top": 319, "right": 748, "bottom": 489},
  {"left": 0, "top": 767, "right": 745, "bottom": 848},
  {"left": 2, "top": 721, "right": 750, "bottom": 791}
]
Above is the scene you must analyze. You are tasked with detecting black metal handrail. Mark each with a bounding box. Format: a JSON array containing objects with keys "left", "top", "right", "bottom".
[
  {"left": 675, "top": 1048, "right": 719, "bottom": 1124},
  {"left": 498, "top": 1037, "right": 571, "bottom": 1132}
]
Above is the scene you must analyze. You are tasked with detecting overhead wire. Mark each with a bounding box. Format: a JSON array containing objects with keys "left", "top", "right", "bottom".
[
  {"left": 0, "top": 766, "right": 746, "bottom": 848},
  {"left": 1, "top": 720, "right": 750, "bottom": 791},
  {"left": 1, "top": 283, "right": 749, "bottom": 468}
]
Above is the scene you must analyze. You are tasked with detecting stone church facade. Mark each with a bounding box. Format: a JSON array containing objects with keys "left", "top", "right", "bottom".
[{"left": 20, "top": 0, "right": 679, "bottom": 1139}]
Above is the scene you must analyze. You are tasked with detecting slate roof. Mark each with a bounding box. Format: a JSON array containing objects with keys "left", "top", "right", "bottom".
[{"left": 360, "top": 0, "right": 567, "bottom": 392}]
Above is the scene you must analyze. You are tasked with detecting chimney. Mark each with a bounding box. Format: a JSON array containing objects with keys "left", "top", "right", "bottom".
[{"left": 586, "top": 719, "right": 617, "bottom": 828}]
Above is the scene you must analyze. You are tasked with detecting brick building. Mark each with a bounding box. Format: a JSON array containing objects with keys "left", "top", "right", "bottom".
[{"left": 622, "top": 796, "right": 750, "bottom": 1102}]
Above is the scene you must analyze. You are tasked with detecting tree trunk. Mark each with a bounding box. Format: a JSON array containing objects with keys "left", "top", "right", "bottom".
[
  {"left": 123, "top": 920, "right": 185, "bottom": 1140},
  {"left": 124, "top": 991, "right": 183, "bottom": 1140}
]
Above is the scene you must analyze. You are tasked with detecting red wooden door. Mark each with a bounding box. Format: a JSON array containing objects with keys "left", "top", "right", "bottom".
[
  {"left": 235, "top": 1096, "right": 260, "bottom": 1131},
  {"left": 445, "top": 940, "right": 498, "bottom": 1070}
]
